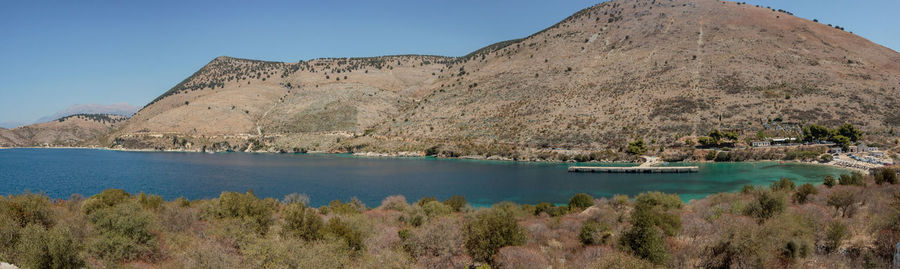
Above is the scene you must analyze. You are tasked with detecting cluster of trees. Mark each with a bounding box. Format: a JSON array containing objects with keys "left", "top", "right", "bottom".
[
  {"left": 802, "top": 123, "right": 862, "bottom": 149},
  {"left": 697, "top": 129, "right": 739, "bottom": 147}
]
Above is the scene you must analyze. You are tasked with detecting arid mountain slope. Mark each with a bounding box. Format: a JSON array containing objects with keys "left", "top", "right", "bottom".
[
  {"left": 113, "top": 0, "right": 900, "bottom": 155},
  {"left": 0, "top": 114, "right": 127, "bottom": 147}
]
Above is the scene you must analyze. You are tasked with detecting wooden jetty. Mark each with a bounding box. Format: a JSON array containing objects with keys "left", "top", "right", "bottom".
[{"left": 568, "top": 166, "right": 699, "bottom": 173}]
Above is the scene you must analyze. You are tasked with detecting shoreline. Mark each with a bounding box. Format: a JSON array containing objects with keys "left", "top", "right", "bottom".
[{"left": 1, "top": 146, "right": 871, "bottom": 172}]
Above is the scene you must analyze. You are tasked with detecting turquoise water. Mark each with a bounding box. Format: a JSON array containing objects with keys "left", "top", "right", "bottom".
[{"left": 0, "top": 148, "right": 850, "bottom": 207}]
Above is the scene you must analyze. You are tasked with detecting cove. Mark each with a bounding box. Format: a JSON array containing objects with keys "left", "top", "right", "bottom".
[{"left": 0, "top": 148, "right": 850, "bottom": 207}]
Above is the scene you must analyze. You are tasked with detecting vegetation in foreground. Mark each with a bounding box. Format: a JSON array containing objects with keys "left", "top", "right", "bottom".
[{"left": 2, "top": 171, "right": 900, "bottom": 268}]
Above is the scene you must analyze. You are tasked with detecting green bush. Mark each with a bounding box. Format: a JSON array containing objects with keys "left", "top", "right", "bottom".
[
  {"left": 534, "top": 202, "right": 553, "bottom": 216},
  {"left": 579, "top": 220, "right": 612, "bottom": 245},
  {"left": 443, "top": 195, "right": 466, "bottom": 212},
  {"left": 874, "top": 167, "right": 897, "bottom": 185},
  {"left": 325, "top": 217, "right": 365, "bottom": 251},
  {"left": 792, "top": 183, "right": 818, "bottom": 204},
  {"left": 824, "top": 221, "right": 847, "bottom": 253},
  {"left": 770, "top": 178, "right": 796, "bottom": 191},
  {"left": 15, "top": 224, "right": 84, "bottom": 269},
  {"left": 137, "top": 192, "right": 163, "bottom": 211},
  {"left": 568, "top": 193, "right": 594, "bottom": 211},
  {"left": 838, "top": 172, "right": 865, "bottom": 186},
  {"left": 823, "top": 175, "right": 837, "bottom": 187},
  {"left": 1, "top": 192, "right": 54, "bottom": 228},
  {"left": 212, "top": 191, "right": 275, "bottom": 234},
  {"left": 620, "top": 221, "right": 668, "bottom": 264},
  {"left": 321, "top": 199, "right": 363, "bottom": 215},
  {"left": 463, "top": 208, "right": 526, "bottom": 263},
  {"left": 744, "top": 190, "right": 785, "bottom": 221},
  {"left": 82, "top": 189, "right": 131, "bottom": 215},
  {"left": 781, "top": 239, "right": 810, "bottom": 261},
  {"left": 416, "top": 197, "right": 437, "bottom": 207},
  {"left": 88, "top": 202, "right": 157, "bottom": 262},
  {"left": 827, "top": 189, "right": 857, "bottom": 217},
  {"left": 610, "top": 194, "right": 630, "bottom": 209},
  {"left": 620, "top": 192, "right": 683, "bottom": 264},
  {"left": 626, "top": 139, "right": 648, "bottom": 155},
  {"left": 281, "top": 203, "right": 323, "bottom": 241},
  {"left": 422, "top": 200, "right": 452, "bottom": 218}
]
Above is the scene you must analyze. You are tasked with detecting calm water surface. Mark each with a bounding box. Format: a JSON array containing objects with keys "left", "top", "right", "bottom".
[{"left": 0, "top": 148, "right": 849, "bottom": 206}]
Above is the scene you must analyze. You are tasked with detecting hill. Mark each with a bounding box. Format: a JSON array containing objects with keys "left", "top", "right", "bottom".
[
  {"left": 111, "top": 0, "right": 900, "bottom": 157},
  {"left": 0, "top": 114, "right": 128, "bottom": 147}
]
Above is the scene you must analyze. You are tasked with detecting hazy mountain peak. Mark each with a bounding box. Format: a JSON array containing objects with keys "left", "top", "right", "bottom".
[{"left": 36, "top": 103, "right": 141, "bottom": 124}]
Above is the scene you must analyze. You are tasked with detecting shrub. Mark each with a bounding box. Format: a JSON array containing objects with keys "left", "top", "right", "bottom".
[
  {"left": 464, "top": 208, "right": 526, "bottom": 263},
  {"left": 321, "top": 199, "right": 363, "bottom": 215},
  {"left": 416, "top": 197, "right": 437, "bottom": 207},
  {"left": 823, "top": 175, "right": 837, "bottom": 187},
  {"left": 1, "top": 192, "right": 54, "bottom": 228},
  {"left": 781, "top": 239, "right": 810, "bottom": 261},
  {"left": 632, "top": 192, "right": 682, "bottom": 236},
  {"left": 838, "top": 172, "right": 865, "bottom": 186},
  {"left": 15, "top": 224, "right": 84, "bottom": 269},
  {"left": 620, "top": 221, "right": 668, "bottom": 264},
  {"left": 770, "top": 178, "right": 796, "bottom": 191},
  {"left": 212, "top": 191, "right": 275, "bottom": 235},
  {"left": 281, "top": 193, "right": 310, "bottom": 205},
  {"left": 325, "top": 217, "right": 366, "bottom": 251},
  {"left": 443, "top": 195, "right": 466, "bottom": 212},
  {"left": 873, "top": 167, "right": 897, "bottom": 185},
  {"left": 792, "top": 183, "right": 818, "bottom": 204},
  {"left": 281, "top": 203, "right": 323, "bottom": 241},
  {"left": 819, "top": 154, "right": 833, "bottom": 162},
  {"left": 568, "top": 193, "right": 594, "bottom": 211},
  {"left": 827, "top": 189, "right": 857, "bottom": 217},
  {"left": 534, "top": 202, "right": 553, "bottom": 216},
  {"left": 579, "top": 220, "right": 612, "bottom": 245},
  {"left": 744, "top": 190, "right": 785, "bottom": 221},
  {"left": 610, "top": 194, "right": 630, "bottom": 209},
  {"left": 401, "top": 217, "right": 465, "bottom": 267},
  {"left": 824, "top": 221, "right": 847, "bottom": 253},
  {"left": 159, "top": 204, "right": 198, "bottom": 233},
  {"left": 422, "top": 201, "right": 452, "bottom": 218},
  {"left": 621, "top": 192, "right": 683, "bottom": 264},
  {"left": 137, "top": 192, "right": 163, "bottom": 211},
  {"left": 81, "top": 189, "right": 131, "bottom": 215},
  {"left": 88, "top": 202, "right": 157, "bottom": 262},
  {"left": 379, "top": 195, "right": 408, "bottom": 211},
  {"left": 626, "top": 139, "right": 648, "bottom": 155}
]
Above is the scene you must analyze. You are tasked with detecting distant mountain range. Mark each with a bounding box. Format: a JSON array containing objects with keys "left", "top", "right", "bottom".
[
  {"left": 34, "top": 103, "right": 140, "bottom": 124},
  {"left": 6, "top": 0, "right": 900, "bottom": 157}
]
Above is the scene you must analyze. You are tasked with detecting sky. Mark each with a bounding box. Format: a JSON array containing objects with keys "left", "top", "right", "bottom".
[{"left": 1, "top": 0, "right": 898, "bottom": 125}]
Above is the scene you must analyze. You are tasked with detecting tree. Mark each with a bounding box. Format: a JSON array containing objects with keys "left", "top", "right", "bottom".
[
  {"left": 770, "top": 178, "right": 796, "bottom": 191},
  {"left": 823, "top": 175, "right": 837, "bottom": 187},
  {"left": 698, "top": 136, "right": 717, "bottom": 147},
  {"left": 281, "top": 203, "right": 323, "bottom": 241},
  {"left": 792, "top": 183, "right": 818, "bottom": 204},
  {"left": 827, "top": 190, "right": 857, "bottom": 217},
  {"left": 838, "top": 172, "right": 865, "bottom": 186},
  {"left": 568, "top": 193, "right": 594, "bottom": 211},
  {"left": 802, "top": 124, "right": 834, "bottom": 142},
  {"left": 626, "top": 139, "right": 648, "bottom": 155},
  {"left": 443, "top": 195, "right": 467, "bottom": 212},
  {"left": 464, "top": 208, "right": 526, "bottom": 263},
  {"left": 620, "top": 192, "right": 682, "bottom": 264},
  {"left": 874, "top": 167, "right": 897, "bottom": 185},
  {"left": 831, "top": 135, "right": 850, "bottom": 151},
  {"left": 837, "top": 123, "right": 862, "bottom": 142},
  {"left": 744, "top": 190, "right": 785, "bottom": 222}
]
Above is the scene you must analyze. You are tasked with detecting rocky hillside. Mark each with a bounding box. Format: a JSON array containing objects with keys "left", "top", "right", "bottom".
[
  {"left": 111, "top": 0, "right": 900, "bottom": 156},
  {"left": 0, "top": 114, "right": 127, "bottom": 147}
]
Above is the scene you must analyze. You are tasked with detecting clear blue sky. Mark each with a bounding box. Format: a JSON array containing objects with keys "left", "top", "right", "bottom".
[{"left": 1, "top": 0, "right": 898, "bottom": 125}]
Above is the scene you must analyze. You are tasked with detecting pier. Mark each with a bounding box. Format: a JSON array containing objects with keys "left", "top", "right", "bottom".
[{"left": 567, "top": 166, "right": 699, "bottom": 173}]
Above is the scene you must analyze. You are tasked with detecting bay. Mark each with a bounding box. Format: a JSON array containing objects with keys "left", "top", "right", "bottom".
[{"left": 0, "top": 148, "right": 849, "bottom": 207}]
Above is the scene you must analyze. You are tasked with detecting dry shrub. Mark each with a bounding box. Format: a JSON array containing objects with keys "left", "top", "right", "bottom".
[
  {"left": 242, "top": 237, "right": 350, "bottom": 268},
  {"left": 379, "top": 195, "right": 409, "bottom": 211},
  {"left": 403, "top": 216, "right": 465, "bottom": 268},
  {"left": 160, "top": 204, "right": 199, "bottom": 233},
  {"left": 494, "top": 246, "right": 549, "bottom": 269},
  {"left": 173, "top": 239, "right": 240, "bottom": 269}
]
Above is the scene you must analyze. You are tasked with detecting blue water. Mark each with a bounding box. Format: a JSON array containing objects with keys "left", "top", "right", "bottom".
[{"left": 0, "top": 148, "right": 850, "bottom": 207}]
